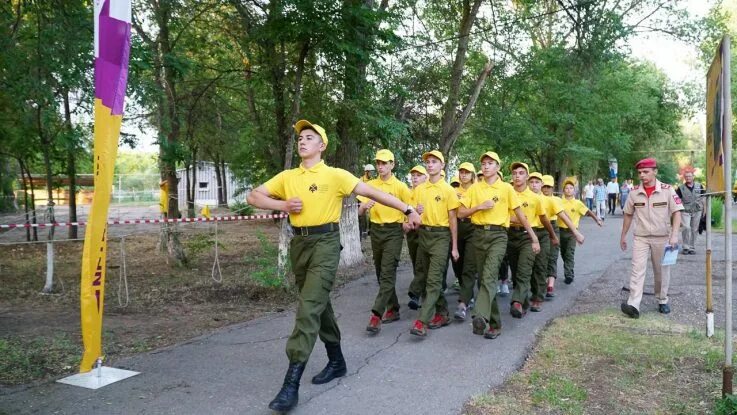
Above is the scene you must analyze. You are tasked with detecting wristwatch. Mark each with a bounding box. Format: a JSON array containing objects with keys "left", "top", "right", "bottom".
[{"left": 404, "top": 205, "right": 414, "bottom": 215}]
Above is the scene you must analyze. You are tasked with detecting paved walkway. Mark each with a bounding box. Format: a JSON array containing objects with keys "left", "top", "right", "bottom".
[{"left": 1, "top": 218, "right": 625, "bottom": 415}]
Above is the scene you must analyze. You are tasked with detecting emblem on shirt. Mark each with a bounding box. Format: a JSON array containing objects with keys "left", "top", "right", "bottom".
[
  {"left": 309, "top": 183, "right": 318, "bottom": 193},
  {"left": 522, "top": 202, "right": 529, "bottom": 208},
  {"left": 673, "top": 194, "right": 682, "bottom": 204},
  {"left": 435, "top": 195, "right": 442, "bottom": 202},
  {"left": 492, "top": 196, "right": 499, "bottom": 202}
]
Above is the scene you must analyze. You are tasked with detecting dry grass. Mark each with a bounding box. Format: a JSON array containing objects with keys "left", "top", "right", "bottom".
[{"left": 464, "top": 310, "right": 727, "bottom": 415}]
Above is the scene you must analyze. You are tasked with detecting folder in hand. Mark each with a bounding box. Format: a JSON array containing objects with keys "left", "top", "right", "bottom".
[{"left": 661, "top": 244, "right": 680, "bottom": 266}]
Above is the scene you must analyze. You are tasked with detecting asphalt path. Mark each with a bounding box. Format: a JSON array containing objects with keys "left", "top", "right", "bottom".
[{"left": 1, "top": 216, "right": 627, "bottom": 415}]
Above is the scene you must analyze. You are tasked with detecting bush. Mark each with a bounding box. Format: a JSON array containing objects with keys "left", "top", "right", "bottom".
[
  {"left": 248, "top": 232, "right": 283, "bottom": 288},
  {"left": 712, "top": 197, "right": 724, "bottom": 228},
  {"left": 715, "top": 394, "right": 737, "bottom": 415},
  {"left": 230, "top": 200, "right": 254, "bottom": 216}
]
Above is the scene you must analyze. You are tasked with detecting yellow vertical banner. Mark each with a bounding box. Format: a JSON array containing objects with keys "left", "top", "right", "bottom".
[
  {"left": 706, "top": 41, "right": 726, "bottom": 193},
  {"left": 80, "top": 0, "right": 131, "bottom": 372}
]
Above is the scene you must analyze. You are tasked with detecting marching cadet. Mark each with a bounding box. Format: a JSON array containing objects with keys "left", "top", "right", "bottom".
[
  {"left": 409, "top": 150, "right": 460, "bottom": 337},
  {"left": 247, "top": 120, "right": 421, "bottom": 412},
  {"left": 540, "top": 175, "right": 586, "bottom": 296},
  {"left": 558, "top": 179, "right": 602, "bottom": 286},
  {"left": 451, "top": 162, "right": 478, "bottom": 320},
  {"left": 526, "top": 172, "right": 560, "bottom": 312},
  {"left": 507, "top": 163, "right": 552, "bottom": 317},
  {"left": 620, "top": 158, "right": 682, "bottom": 318},
  {"left": 406, "top": 165, "right": 428, "bottom": 310},
  {"left": 359, "top": 150, "right": 414, "bottom": 334},
  {"left": 458, "top": 152, "right": 538, "bottom": 339}
]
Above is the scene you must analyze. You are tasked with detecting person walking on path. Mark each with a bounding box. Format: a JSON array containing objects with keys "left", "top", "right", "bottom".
[
  {"left": 539, "top": 175, "right": 585, "bottom": 297},
  {"left": 507, "top": 163, "right": 548, "bottom": 318},
  {"left": 458, "top": 152, "right": 538, "bottom": 339},
  {"left": 409, "top": 150, "right": 460, "bottom": 337},
  {"left": 606, "top": 177, "right": 620, "bottom": 215},
  {"left": 620, "top": 158, "right": 683, "bottom": 319},
  {"left": 583, "top": 180, "right": 595, "bottom": 211},
  {"left": 558, "top": 179, "right": 602, "bottom": 286},
  {"left": 359, "top": 149, "right": 414, "bottom": 334},
  {"left": 593, "top": 178, "right": 608, "bottom": 220},
  {"left": 406, "top": 165, "right": 427, "bottom": 310},
  {"left": 676, "top": 170, "right": 704, "bottom": 255},
  {"left": 619, "top": 179, "right": 632, "bottom": 211},
  {"left": 452, "top": 162, "right": 478, "bottom": 321},
  {"left": 247, "top": 120, "right": 421, "bottom": 412}
]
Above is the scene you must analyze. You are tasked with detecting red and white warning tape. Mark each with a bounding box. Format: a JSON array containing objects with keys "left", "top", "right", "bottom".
[{"left": 0, "top": 213, "right": 288, "bottom": 229}]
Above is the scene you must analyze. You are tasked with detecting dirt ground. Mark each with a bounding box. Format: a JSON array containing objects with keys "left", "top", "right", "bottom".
[{"left": 0, "top": 215, "right": 371, "bottom": 386}]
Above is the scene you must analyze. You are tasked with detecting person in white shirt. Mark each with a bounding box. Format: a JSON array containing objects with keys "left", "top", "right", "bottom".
[
  {"left": 583, "top": 180, "right": 594, "bottom": 211},
  {"left": 606, "top": 178, "right": 620, "bottom": 215}
]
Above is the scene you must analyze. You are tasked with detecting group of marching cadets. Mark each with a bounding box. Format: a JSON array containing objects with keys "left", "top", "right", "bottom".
[{"left": 359, "top": 149, "right": 603, "bottom": 339}]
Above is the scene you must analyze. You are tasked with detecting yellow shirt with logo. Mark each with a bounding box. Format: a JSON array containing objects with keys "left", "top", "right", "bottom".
[
  {"left": 512, "top": 187, "right": 546, "bottom": 228},
  {"left": 412, "top": 179, "right": 461, "bottom": 227},
  {"left": 559, "top": 197, "right": 589, "bottom": 229},
  {"left": 357, "top": 175, "right": 412, "bottom": 224},
  {"left": 460, "top": 179, "right": 520, "bottom": 227},
  {"left": 264, "top": 160, "right": 360, "bottom": 227},
  {"left": 544, "top": 195, "right": 564, "bottom": 221}
]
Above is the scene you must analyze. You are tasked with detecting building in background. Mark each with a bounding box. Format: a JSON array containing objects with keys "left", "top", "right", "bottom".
[{"left": 176, "top": 161, "right": 245, "bottom": 209}]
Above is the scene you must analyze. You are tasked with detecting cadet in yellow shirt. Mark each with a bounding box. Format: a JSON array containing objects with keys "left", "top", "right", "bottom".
[
  {"left": 409, "top": 150, "right": 460, "bottom": 337},
  {"left": 406, "top": 165, "right": 428, "bottom": 310},
  {"left": 358, "top": 150, "right": 413, "bottom": 334},
  {"left": 507, "top": 163, "right": 553, "bottom": 317},
  {"left": 451, "top": 162, "right": 478, "bottom": 321},
  {"left": 559, "top": 179, "right": 602, "bottom": 285},
  {"left": 459, "top": 152, "right": 537, "bottom": 339},
  {"left": 247, "top": 120, "right": 421, "bottom": 412}
]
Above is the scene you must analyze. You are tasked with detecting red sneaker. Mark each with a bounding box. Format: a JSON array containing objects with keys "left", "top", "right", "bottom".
[
  {"left": 381, "top": 309, "right": 400, "bottom": 323},
  {"left": 530, "top": 300, "right": 542, "bottom": 312},
  {"left": 511, "top": 302, "right": 525, "bottom": 318},
  {"left": 428, "top": 313, "right": 450, "bottom": 329},
  {"left": 410, "top": 320, "right": 427, "bottom": 337},
  {"left": 366, "top": 314, "right": 381, "bottom": 333},
  {"left": 546, "top": 285, "right": 555, "bottom": 298}
]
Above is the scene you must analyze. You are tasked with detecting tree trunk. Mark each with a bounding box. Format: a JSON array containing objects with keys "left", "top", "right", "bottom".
[
  {"left": 339, "top": 196, "right": 362, "bottom": 268},
  {"left": 185, "top": 162, "right": 194, "bottom": 218},
  {"left": 63, "top": 90, "right": 78, "bottom": 239},
  {"left": 18, "top": 159, "right": 31, "bottom": 242},
  {"left": 213, "top": 155, "right": 224, "bottom": 207},
  {"left": 220, "top": 159, "right": 228, "bottom": 207}
]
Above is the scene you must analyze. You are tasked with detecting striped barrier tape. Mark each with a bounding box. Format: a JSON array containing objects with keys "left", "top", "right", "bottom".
[{"left": 0, "top": 213, "right": 289, "bottom": 229}]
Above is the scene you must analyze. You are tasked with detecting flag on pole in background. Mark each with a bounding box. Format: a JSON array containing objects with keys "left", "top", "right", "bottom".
[{"left": 79, "top": 0, "right": 131, "bottom": 372}]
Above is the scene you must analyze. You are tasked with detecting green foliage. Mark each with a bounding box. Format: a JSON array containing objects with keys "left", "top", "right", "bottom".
[
  {"left": 715, "top": 394, "right": 737, "bottom": 415},
  {"left": 184, "top": 233, "right": 223, "bottom": 257},
  {"left": 229, "top": 201, "right": 254, "bottom": 216},
  {"left": 712, "top": 197, "right": 724, "bottom": 228},
  {"left": 247, "top": 232, "right": 282, "bottom": 288},
  {"left": 0, "top": 334, "right": 80, "bottom": 385}
]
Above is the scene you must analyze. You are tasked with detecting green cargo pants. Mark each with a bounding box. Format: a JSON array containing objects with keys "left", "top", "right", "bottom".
[
  {"left": 370, "top": 223, "right": 403, "bottom": 315},
  {"left": 547, "top": 221, "right": 559, "bottom": 278},
  {"left": 285, "top": 231, "right": 341, "bottom": 363},
  {"left": 455, "top": 219, "right": 478, "bottom": 305},
  {"left": 531, "top": 228, "right": 550, "bottom": 302},
  {"left": 472, "top": 226, "right": 508, "bottom": 329},
  {"left": 507, "top": 228, "right": 536, "bottom": 309},
  {"left": 406, "top": 230, "right": 422, "bottom": 298},
  {"left": 416, "top": 227, "right": 450, "bottom": 324},
  {"left": 559, "top": 228, "right": 577, "bottom": 281}
]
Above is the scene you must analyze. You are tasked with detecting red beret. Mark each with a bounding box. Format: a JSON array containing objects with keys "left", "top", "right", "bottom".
[{"left": 635, "top": 158, "right": 657, "bottom": 169}]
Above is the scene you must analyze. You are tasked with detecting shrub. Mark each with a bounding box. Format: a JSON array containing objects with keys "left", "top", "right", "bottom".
[
  {"left": 712, "top": 197, "right": 724, "bottom": 228},
  {"left": 230, "top": 200, "right": 254, "bottom": 216}
]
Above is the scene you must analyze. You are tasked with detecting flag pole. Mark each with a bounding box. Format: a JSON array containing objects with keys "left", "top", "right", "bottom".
[{"left": 722, "top": 34, "right": 733, "bottom": 397}]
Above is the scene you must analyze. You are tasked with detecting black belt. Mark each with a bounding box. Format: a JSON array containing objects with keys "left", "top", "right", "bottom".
[
  {"left": 420, "top": 225, "right": 449, "bottom": 232},
  {"left": 292, "top": 223, "right": 339, "bottom": 236},
  {"left": 508, "top": 226, "right": 527, "bottom": 234},
  {"left": 458, "top": 218, "right": 471, "bottom": 223},
  {"left": 560, "top": 227, "right": 574, "bottom": 233},
  {"left": 370, "top": 222, "right": 403, "bottom": 228},
  {"left": 474, "top": 224, "right": 505, "bottom": 232}
]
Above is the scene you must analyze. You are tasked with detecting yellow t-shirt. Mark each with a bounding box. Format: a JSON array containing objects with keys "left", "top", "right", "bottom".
[
  {"left": 559, "top": 197, "right": 589, "bottom": 229},
  {"left": 544, "top": 195, "right": 564, "bottom": 220},
  {"left": 512, "top": 187, "right": 546, "bottom": 228},
  {"left": 455, "top": 185, "right": 471, "bottom": 199},
  {"left": 412, "top": 179, "right": 461, "bottom": 227},
  {"left": 460, "top": 179, "right": 520, "bottom": 227},
  {"left": 264, "top": 160, "right": 360, "bottom": 227},
  {"left": 357, "top": 175, "right": 412, "bottom": 224}
]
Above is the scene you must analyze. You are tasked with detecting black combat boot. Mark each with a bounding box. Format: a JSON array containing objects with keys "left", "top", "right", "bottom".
[
  {"left": 311, "top": 342, "right": 347, "bottom": 385},
  {"left": 268, "top": 362, "right": 306, "bottom": 412}
]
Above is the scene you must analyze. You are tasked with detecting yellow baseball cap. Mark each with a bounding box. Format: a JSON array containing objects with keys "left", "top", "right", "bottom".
[
  {"left": 510, "top": 161, "right": 529, "bottom": 172},
  {"left": 410, "top": 165, "right": 428, "bottom": 176},
  {"left": 458, "top": 162, "right": 476, "bottom": 174},
  {"left": 479, "top": 151, "right": 501, "bottom": 165},
  {"left": 563, "top": 178, "right": 576, "bottom": 187},
  {"left": 542, "top": 175, "right": 554, "bottom": 187},
  {"left": 422, "top": 150, "right": 445, "bottom": 164},
  {"left": 528, "top": 172, "right": 543, "bottom": 181},
  {"left": 450, "top": 175, "right": 460, "bottom": 185},
  {"left": 375, "top": 149, "right": 394, "bottom": 162},
  {"left": 294, "top": 120, "right": 328, "bottom": 145}
]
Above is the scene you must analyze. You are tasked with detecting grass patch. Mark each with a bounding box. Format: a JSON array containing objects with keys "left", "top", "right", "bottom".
[
  {"left": 0, "top": 334, "right": 81, "bottom": 385},
  {"left": 464, "top": 310, "right": 726, "bottom": 415}
]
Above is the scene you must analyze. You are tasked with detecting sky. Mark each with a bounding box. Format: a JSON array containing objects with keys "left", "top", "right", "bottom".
[{"left": 121, "top": 1, "right": 719, "bottom": 153}]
